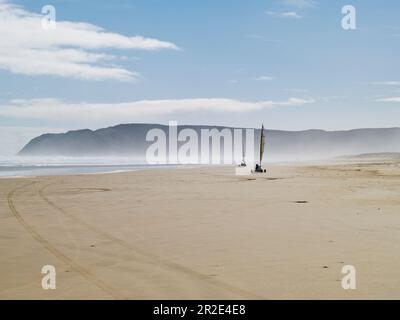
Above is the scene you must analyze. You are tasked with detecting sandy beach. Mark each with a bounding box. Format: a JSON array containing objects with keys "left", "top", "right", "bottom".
[{"left": 1, "top": 161, "right": 400, "bottom": 299}]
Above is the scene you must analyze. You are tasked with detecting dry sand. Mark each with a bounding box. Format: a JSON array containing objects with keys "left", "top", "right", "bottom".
[{"left": 1, "top": 161, "right": 400, "bottom": 299}]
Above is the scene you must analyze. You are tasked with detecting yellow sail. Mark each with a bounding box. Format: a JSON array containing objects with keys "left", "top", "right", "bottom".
[{"left": 259, "top": 124, "right": 265, "bottom": 165}]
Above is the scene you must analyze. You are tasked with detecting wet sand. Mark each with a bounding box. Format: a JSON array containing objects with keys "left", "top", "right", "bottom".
[{"left": 1, "top": 161, "right": 400, "bottom": 299}]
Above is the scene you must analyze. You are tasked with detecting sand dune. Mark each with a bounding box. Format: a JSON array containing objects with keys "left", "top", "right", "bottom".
[{"left": 1, "top": 161, "right": 400, "bottom": 299}]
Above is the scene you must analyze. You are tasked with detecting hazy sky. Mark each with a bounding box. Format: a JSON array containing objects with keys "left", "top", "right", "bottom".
[{"left": 0, "top": 0, "right": 400, "bottom": 154}]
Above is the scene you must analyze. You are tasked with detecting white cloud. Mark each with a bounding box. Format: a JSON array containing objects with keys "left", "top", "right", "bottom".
[
  {"left": 0, "top": 0, "right": 178, "bottom": 81},
  {"left": 375, "top": 97, "right": 400, "bottom": 102},
  {"left": 283, "top": 0, "right": 316, "bottom": 8},
  {"left": 266, "top": 11, "right": 303, "bottom": 19},
  {"left": 0, "top": 97, "right": 315, "bottom": 122},
  {"left": 371, "top": 81, "right": 400, "bottom": 86},
  {"left": 255, "top": 76, "right": 275, "bottom": 81}
]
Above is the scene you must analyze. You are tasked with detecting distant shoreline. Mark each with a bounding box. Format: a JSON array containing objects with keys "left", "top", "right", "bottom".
[{"left": 1, "top": 151, "right": 399, "bottom": 178}]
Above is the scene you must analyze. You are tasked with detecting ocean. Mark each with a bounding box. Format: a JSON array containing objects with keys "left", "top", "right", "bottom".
[{"left": 0, "top": 156, "right": 175, "bottom": 177}]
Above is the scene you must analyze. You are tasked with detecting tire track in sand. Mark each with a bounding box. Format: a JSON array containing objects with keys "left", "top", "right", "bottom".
[
  {"left": 7, "top": 181, "right": 127, "bottom": 299},
  {"left": 39, "top": 183, "right": 262, "bottom": 299}
]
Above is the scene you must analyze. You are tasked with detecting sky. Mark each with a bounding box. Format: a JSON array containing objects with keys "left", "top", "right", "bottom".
[{"left": 0, "top": 0, "right": 400, "bottom": 155}]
